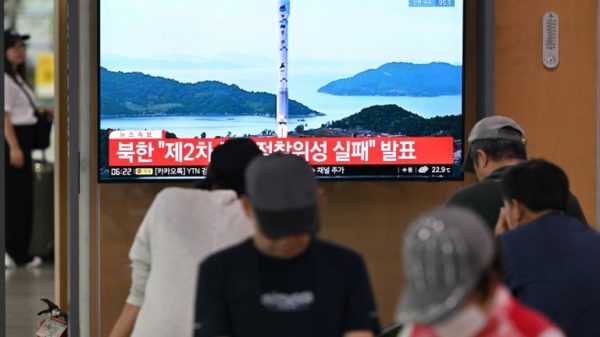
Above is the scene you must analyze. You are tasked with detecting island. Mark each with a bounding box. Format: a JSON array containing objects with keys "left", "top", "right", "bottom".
[
  {"left": 100, "top": 67, "right": 324, "bottom": 118},
  {"left": 318, "top": 62, "right": 462, "bottom": 97}
]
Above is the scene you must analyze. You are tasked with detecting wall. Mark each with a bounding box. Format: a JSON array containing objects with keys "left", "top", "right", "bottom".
[
  {"left": 494, "top": 0, "right": 597, "bottom": 223},
  {"left": 91, "top": 0, "right": 598, "bottom": 335}
]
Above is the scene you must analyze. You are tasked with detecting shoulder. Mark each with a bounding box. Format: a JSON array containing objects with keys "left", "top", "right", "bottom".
[
  {"left": 152, "top": 187, "right": 238, "bottom": 213},
  {"left": 449, "top": 179, "right": 500, "bottom": 204},
  {"left": 155, "top": 187, "right": 234, "bottom": 202},
  {"left": 4, "top": 74, "right": 18, "bottom": 90},
  {"left": 312, "top": 239, "right": 366, "bottom": 266},
  {"left": 202, "top": 238, "right": 253, "bottom": 267},
  {"left": 313, "top": 239, "right": 361, "bottom": 256}
]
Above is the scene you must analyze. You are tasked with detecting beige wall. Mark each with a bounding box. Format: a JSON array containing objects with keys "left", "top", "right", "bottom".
[
  {"left": 64, "top": 0, "right": 597, "bottom": 335},
  {"left": 494, "top": 0, "right": 597, "bottom": 224}
]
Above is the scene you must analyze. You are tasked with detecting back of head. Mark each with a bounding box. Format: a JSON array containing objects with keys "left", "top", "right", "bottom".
[
  {"left": 500, "top": 159, "right": 569, "bottom": 212},
  {"left": 396, "top": 207, "right": 494, "bottom": 325},
  {"left": 245, "top": 153, "right": 319, "bottom": 239},
  {"left": 197, "top": 138, "right": 262, "bottom": 196},
  {"left": 463, "top": 116, "right": 527, "bottom": 173}
]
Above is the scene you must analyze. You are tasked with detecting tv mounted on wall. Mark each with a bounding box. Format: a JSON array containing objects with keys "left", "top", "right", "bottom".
[{"left": 99, "top": 0, "right": 464, "bottom": 182}]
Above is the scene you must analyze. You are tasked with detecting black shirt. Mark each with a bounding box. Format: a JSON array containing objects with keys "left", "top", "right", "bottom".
[
  {"left": 194, "top": 238, "right": 380, "bottom": 337},
  {"left": 447, "top": 166, "right": 587, "bottom": 229}
]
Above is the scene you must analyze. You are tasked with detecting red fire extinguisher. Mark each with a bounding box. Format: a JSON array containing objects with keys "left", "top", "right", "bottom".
[{"left": 36, "top": 298, "right": 68, "bottom": 337}]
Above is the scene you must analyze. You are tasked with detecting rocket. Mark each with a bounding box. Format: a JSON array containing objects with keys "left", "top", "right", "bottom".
[{"left": 276, "top": 0, "right": 290, "bottom": 138}]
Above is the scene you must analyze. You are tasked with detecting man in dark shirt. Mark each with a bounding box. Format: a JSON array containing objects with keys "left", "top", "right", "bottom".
[
  {"left": 447, "top": 115, "right": 586, "bottom": 229},
  {"left": 497, "top": 159, "right": 600, "bottom": 337},
  {"left": 194, "top": 153, "right": 380, "bottom": 337}
]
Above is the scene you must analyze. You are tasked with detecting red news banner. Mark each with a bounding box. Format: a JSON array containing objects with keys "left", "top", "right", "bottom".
[{"left": 108, "top": 130, "right": 454, "bottom": 166}]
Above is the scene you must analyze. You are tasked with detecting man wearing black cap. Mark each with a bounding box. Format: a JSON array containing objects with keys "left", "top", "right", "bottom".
[
  {"left": 447, "top": 115, "right": 586, "bottom": 229},
  {"left": 194, "top": 153, "right": 380, "bottom": 337},
  {"left": 109, "top": 138, "right": 261, "bottom": 337}
]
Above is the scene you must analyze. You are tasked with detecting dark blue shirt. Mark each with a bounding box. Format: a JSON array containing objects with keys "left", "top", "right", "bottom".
[
  {"left": 194, "top": 238, "right": 380, "bottom": 337},
  {"left": 500, "top": 212, "right": 600, "bottom": 337}
]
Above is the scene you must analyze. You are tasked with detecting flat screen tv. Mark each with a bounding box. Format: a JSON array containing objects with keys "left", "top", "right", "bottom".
[{"left": 99, "top": 0, "right": 464, "bottom": 182}]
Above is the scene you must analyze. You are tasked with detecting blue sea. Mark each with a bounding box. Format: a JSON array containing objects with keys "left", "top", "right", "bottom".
[{"left": 100, "top": 68, "right": 462, "bottom": 138}]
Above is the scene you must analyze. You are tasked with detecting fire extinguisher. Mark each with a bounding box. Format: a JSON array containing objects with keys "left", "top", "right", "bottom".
[{"left": 35, "top": 298, "right": 68, "bottom": 337}]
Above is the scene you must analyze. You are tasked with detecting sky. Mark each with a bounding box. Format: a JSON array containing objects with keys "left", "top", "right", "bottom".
[{"left": 100, "top": 0, "right": 464, "bottom": 66}]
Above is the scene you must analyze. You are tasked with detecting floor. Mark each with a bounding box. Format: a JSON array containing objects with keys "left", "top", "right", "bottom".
[{"left": 6, "top": 264, "right": 55, "bottom": 337}]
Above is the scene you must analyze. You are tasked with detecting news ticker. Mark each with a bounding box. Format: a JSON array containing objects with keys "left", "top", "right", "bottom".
[
  {"left": 108, "top": 135, "right": 455, "bottom": 167},
  {"left": 108, "top": 164, "right": 454, "bottom": 178}
]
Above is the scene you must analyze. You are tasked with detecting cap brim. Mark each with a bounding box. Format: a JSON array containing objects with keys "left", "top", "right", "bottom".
[
  {"left": 20, "top": 34, "right": 30, "bottom": 41},
  {"left": 462, "top": 147, "right": 475, "bottom": 174},
  {"left": 255, "top": 204, "right": 320, "bottom": 239}
]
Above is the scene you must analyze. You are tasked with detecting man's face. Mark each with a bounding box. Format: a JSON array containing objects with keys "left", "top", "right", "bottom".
[
  {"left": 254, "top": 229, "right": 311, "bottom": 260},
  {"left": 242, "top": 197, "right": 312, "bottom": 259}
]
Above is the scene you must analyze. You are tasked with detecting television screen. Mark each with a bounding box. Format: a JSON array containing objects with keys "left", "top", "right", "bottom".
[{"left": 99, "top": 0, "right": 464, "bottom": 181}]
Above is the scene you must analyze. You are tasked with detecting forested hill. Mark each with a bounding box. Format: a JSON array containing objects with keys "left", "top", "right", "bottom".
[
  {"left": 324, "top": 104, "right": 461, "bottom": 138},
  {"left": 318, "top": 62, "right": 462, "bottom": 97},
  {"left": 100, "top": 67, "right": 323, "bottom": 117}
]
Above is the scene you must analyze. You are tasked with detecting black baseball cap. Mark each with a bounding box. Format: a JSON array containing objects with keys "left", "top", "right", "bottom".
[
  {"left": 4, "top": 29, "right": 30, "bottom": 48},
  {"left": 245, "top": 153, "right": 320, "bottom": 239},
  {"left": 196, "top": 138, "right": 262, "bottom": 196}
]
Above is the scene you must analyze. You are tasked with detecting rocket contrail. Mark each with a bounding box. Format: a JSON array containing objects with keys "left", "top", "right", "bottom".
[{"left": 276, "top": 0, "right": 290, "bottom": 138}]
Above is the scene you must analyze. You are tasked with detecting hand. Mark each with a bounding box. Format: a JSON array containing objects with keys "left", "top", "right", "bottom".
[
  {"left": 494, "top": 206, "right": 511, "bottom": 237},
  {"left": 9, "top": 146, "right": 24, "bottom": 168}
]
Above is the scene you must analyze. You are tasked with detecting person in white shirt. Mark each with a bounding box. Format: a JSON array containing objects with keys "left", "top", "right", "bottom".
[
  {"left": 4, "top": 29, "right": 52, "bottom": 268},
  {"left": 108, "top": 138, "right": 261, "bottom": 337}
]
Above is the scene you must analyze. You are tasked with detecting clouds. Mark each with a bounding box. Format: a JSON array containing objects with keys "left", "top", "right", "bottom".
[{"left": 101, "top": 0, "right": 463, "bottom": 64}]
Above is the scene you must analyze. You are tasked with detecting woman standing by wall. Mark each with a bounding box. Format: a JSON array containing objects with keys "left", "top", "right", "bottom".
[{"left": 4, "top": 29, "right": 51, "bottom": 268}]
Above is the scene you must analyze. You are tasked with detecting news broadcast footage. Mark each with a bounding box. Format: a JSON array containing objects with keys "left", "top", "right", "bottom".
[{"left": 99, "top": 0, "right": 464, "bottom": 181}]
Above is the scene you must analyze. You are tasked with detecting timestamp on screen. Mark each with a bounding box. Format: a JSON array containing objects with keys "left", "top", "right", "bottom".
[{"left": 110, "top": 167, "right": 133, "bottom": 177}]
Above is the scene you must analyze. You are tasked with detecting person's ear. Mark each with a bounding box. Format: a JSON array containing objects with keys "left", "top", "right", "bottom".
[
  {"left": 239, "top": 196, "right": 254, "bottom": 218},
  {"left": 507, "top": 199, "right": 526, "bottom": 228},
  {"left": 475, "top": 149, "right": 489, "bottom": 169}
]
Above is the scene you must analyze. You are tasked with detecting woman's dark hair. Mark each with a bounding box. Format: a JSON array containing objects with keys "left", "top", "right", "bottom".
[
  {"left": 4, "top": 40, "right": 28, "bottom": 83},
  {"left": 195, "top": 138, "right": 263, "bottom": 197},
  {"left": 500, "top": 159, "right": 569, "bottom": 212}
]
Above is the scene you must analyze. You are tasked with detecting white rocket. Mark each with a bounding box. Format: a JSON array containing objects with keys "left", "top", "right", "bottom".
[{"left": 276, "top": 0, "right": 290, "bottom": 138}]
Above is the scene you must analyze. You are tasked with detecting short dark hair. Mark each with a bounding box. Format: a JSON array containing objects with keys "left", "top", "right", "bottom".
[
  {"left": 500, "top": 159, "right": 569, "bottom": 212},
  {"left": 470, "top": 127, "right": 527, "bottom": 164},
  {"left": 196, "top": 138, "right": 262, "bottom": 197}
]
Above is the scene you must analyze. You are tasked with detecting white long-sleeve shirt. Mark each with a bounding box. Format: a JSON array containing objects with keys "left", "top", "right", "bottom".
[{"left": 127, "top": 187, "right": 253, "bottom": 337}]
